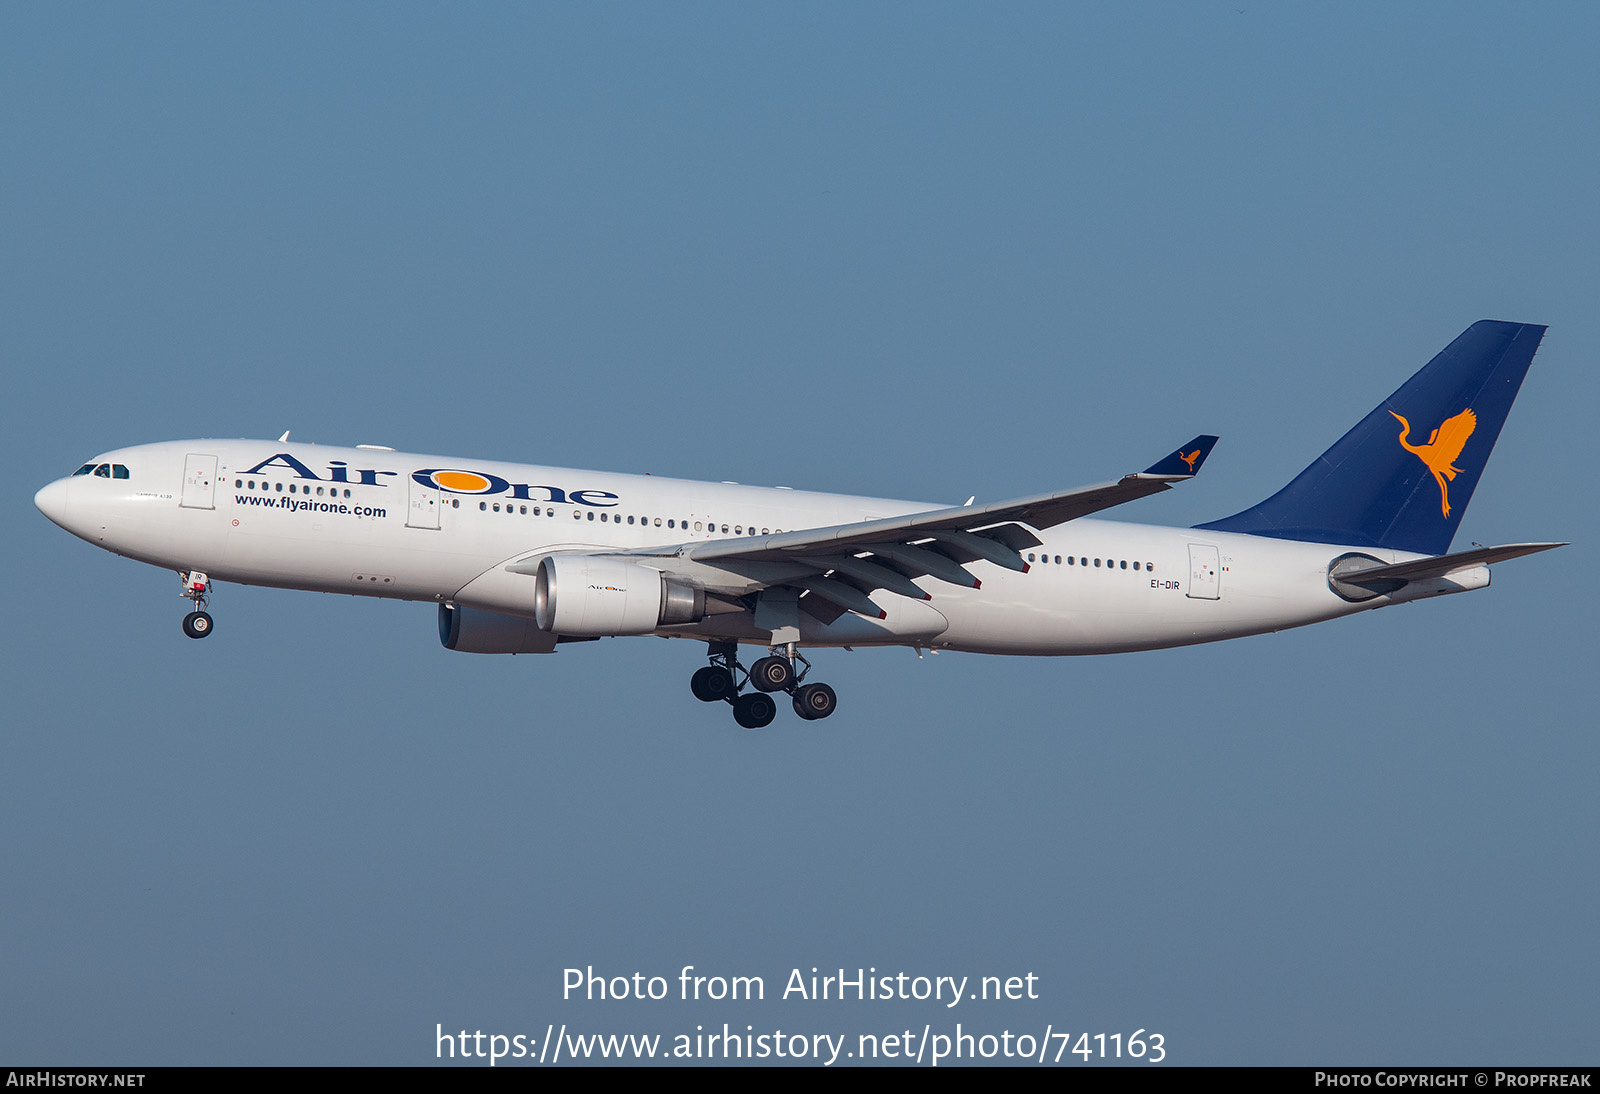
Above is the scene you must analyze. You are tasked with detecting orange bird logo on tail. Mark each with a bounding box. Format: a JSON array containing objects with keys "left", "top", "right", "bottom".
[
  {"left": 1179, "top": 448, "right": 1202, "bottom": 471},
  {"left": 1390, "top": 408, "right": 1476, "bottom": 517}
]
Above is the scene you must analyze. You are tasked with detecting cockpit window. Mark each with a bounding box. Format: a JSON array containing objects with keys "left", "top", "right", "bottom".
[{"left": 72, "top": 462, "right": 130, "bottom": 479}]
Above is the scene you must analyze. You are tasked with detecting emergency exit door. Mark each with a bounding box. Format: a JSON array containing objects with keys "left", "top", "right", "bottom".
[
  {"left": 407, "top": 476, "right": 440, "bottom": 529},
  {"left": 180, "top": 453, "right": 217, "bottom": 510},
  {"left": 1187, "top": 543, "right": 1221, "bottom": 599}
]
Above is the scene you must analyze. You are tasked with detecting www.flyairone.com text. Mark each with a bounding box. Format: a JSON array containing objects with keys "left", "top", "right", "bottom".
[{"left": 435, "top": 966, "right": 1168, "bottom": 1065}]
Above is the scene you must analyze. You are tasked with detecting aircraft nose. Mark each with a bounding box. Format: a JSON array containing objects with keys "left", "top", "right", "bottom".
[{"left": 34, "top": 478, "right": 69, "bottom": 527}]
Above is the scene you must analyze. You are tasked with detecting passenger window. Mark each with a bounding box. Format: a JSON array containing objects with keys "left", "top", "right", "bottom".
[
  {"left": 587, "top": 512, "right": 595, "bottom": 520},
  {"left": 1094, "top": 558, "right": 1101, "bottom": 567},
  {"left": 1053, "top": 555, "right": 1061, "bottom": 564},
  {"left": 1067, "top": 555, "right": 1075, "bottom": 565},
  {"left": 235, "top": 479, "right": 242, "bottom": 488},
  {"left": 479, "top": 502, "right": 487, "bottom": 511},
  {"left": 694, "top": 522, "right": 702, "bottom": 531},
  {"left": 1133, "top": 561, "right": 1140, "bottom": 571},
  {"left": 667, "top": 520, "right": 675, "bottom": 529},
  {"left": 1120, "top": 560, "right": 1127, "bottom": 569},
  {"left": 275, "top": 482, "right": 283, "bottom": 491}
]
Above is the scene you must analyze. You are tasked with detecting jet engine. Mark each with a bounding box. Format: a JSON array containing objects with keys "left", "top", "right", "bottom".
[
  {"left": 534, "top": 555, "right": 706, "bottom": 636},
  {"left": 438, "top": 603, "right": 559, "bottom": 654}
]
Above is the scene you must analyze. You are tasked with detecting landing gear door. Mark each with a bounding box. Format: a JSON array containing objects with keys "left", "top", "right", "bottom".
[
  {"left": 1187, "top": 543, "right": 1221, "bottom": 600},
  {"left": 180, "top": 453, "right": 218, "bottom": 510},
  {"left": 407, "top": 476, "right": 440, "bottom": 529}
]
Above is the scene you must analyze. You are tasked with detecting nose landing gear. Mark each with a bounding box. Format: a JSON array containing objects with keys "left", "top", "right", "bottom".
[
  {"left": 179, "top": 570, "right": 214, "bottom": 639},
  {"left": 690, "top": 641, "right": 837, "bottom": 729}
]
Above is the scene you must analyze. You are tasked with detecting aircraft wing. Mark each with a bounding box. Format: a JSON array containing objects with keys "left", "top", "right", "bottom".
[
  {"left": 553, "top": 435, "right": 1220, "bottom": 621},
  {"left": 679, "top": 434, "right": 1218, "bottom": 566}
]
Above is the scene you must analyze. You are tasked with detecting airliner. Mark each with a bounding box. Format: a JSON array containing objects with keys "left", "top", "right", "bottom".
[{"left": 34, "top": 320, "right": 1564, "bottom": 729}]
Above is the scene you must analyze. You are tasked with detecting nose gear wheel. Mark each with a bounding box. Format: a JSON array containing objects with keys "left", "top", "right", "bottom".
[{"left": 178, "top": 570, "right": 215, "bottom": 639}]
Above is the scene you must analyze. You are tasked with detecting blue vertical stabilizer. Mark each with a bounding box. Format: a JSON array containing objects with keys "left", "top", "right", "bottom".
[{"left": 1197, "top": 320, "right": 1545, "bottom": 555}]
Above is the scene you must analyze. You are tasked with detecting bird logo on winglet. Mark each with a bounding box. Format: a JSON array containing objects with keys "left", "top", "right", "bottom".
[{"left": 1390, "top": 408, "right": 1476, "bottom": 517}]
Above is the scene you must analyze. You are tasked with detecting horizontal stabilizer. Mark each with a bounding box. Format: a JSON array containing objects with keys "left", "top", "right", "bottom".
[{"left": 1335, "top": 541, "right": 1566, "bottom": 586}]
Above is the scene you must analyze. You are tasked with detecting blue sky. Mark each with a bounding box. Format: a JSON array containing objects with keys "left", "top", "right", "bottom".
[{"left": 3, "top": 3, "right": 1595, "bottom": 1065}]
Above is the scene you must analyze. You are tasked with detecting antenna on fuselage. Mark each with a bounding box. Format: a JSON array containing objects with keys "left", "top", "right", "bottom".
[{"left": 278, "top": 430, "right": 291, "bottom": 442}]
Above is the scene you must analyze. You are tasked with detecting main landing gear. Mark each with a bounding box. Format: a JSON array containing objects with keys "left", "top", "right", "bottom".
[
  {"left": 690, "top": 640, "right": 838, "bottom": 729},
  {"left": 179, "top": 570, "right": 214, "bottom": 639}
]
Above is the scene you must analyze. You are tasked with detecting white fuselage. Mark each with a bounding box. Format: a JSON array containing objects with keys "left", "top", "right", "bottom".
[{"left": 35, "top": 439, "right": 1480, "bottom": 656}]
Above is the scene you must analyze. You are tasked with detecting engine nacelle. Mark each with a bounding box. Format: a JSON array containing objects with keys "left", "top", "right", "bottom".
[
  {"left": 439, "top": 603, "right": 559, "bottom": 654},
  {"left": 534, "top": 555, "right": 705, "bottom": 636}
]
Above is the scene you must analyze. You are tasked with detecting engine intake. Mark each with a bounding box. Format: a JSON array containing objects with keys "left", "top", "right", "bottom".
[{"left": 534, "top": 555, "right": 706, "bottom": 636}]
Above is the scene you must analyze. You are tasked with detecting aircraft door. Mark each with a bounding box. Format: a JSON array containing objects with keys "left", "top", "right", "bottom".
[
  {"left": 1187, "top": 543, "right": 1221, "bottom": 599},
  {"left": 407, "top": 476, "right": 440, "bottom": 529},
  {"left": 180, "top": 453, "right": 218, "bottom": 510}
]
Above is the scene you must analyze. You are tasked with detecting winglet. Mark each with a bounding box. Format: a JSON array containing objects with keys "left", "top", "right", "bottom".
[{"left": 1143, "top": 435, "right": 1219, "bottom": 477}]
